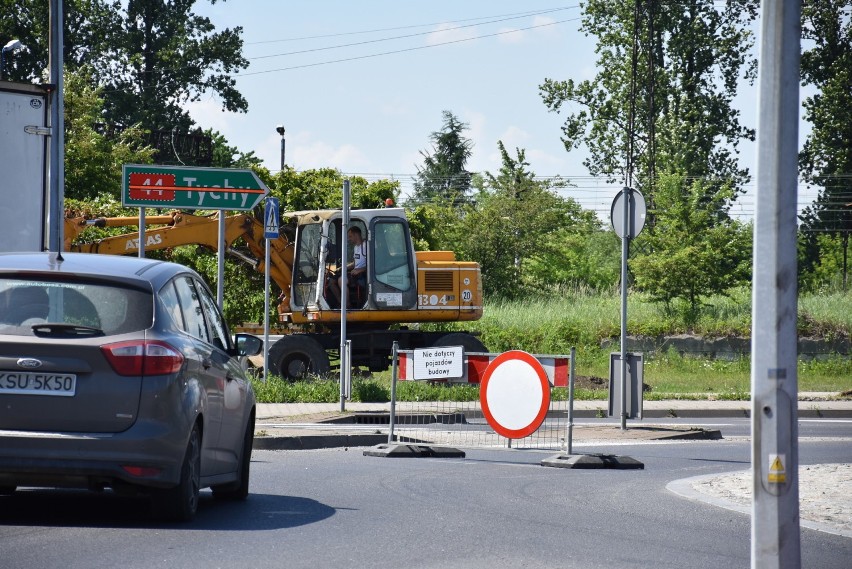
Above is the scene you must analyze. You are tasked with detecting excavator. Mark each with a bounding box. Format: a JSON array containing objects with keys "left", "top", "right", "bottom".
[{"left": 64, "top": 207, "right": 486, "bottom": 379}]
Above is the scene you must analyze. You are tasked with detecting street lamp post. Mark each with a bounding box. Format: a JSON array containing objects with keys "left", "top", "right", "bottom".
[
  {"left": 0, "top": 39, "right": 24, "bottom": 80},
  {"left": 276, "top": 125, "right": 285, "bottom": 171}
]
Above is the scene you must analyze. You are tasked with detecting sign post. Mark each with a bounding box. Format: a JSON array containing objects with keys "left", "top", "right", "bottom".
[
  {"left": 610, "top": 188, "right": 646, "bottom": 430},
  {"left": 340, "top": 180, "right": 350, "bottom": 412},
  {"left": 262, "top": 197, "right": 279, "bottom": 383}
]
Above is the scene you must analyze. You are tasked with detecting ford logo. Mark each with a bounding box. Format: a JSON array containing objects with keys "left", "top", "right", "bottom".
[{"left": 17, "top": 358, "right": 43, "bottom": 369}]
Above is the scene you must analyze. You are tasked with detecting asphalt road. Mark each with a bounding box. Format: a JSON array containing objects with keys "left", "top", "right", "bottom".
[{"left": 0, "top": 419, "right": 849, "bottom": 569}]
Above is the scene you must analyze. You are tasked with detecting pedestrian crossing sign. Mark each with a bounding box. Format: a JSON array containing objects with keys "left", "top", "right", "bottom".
[{"left": 264, "top": 197, "right": 280, "bottom": 239}]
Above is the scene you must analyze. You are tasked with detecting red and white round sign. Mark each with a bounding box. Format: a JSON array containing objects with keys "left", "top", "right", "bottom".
[{"left": 479, "top": 350, "right": 551, "bottom": 439}]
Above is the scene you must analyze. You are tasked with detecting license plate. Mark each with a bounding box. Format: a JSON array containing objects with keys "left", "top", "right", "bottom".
[{"left": 0, "top": 372, "right": 77, "bottom": 396}]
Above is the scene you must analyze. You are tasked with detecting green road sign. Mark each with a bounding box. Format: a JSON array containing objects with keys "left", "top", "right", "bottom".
[{"left": 122, "top": 164, "right": 269, "bottom": 211}]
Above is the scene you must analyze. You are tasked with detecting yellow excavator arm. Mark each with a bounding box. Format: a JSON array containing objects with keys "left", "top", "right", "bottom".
[{"left": 64, "top": 211, "right": 295, "bottom": 309}]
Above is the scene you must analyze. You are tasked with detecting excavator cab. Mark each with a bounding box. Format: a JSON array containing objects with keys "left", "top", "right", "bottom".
[{"left": 289, "top": 209, "right": 418, "bottom": 314}]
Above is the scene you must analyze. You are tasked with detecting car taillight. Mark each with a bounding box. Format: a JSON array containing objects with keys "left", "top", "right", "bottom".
[{"left": 101, "top": 340, "right": 184, "bottom": 376}]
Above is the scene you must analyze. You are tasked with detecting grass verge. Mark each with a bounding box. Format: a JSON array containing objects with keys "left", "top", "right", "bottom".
[
  {"left": 250, "top": 349, "right": 852, "bottom": 404},
  {"left": 250, "top": 287, "right": 852, "bottom": 403}
]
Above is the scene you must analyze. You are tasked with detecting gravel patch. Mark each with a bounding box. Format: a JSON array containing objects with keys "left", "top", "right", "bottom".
[{"left": 675, "top": 463, "right": 852, "bottom": 538}]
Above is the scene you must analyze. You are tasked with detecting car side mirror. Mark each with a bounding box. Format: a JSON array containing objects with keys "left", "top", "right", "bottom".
[{"left": 234, "top": 333, "right": 263, "bottom": 357}]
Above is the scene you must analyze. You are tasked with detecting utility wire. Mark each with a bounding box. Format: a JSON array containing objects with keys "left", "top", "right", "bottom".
[
  {"left": 246, "top": 6, "right": 577, "bottom": 46},
  {"left": 239, "top": 17, "right": 577, "bottom": 77},
  {"left": 249, "top": 8, "right": 577, "bottom": 59}
]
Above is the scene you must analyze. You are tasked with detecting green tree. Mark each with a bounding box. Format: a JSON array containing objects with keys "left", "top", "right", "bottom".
[
  {"left": 524, "top": 221, "right": 620, "bottom": 293},
  {"left": 0, "top": 0, "right": 120, "bottom": 83},
  {"left": 104, "top": 0, "right": 248, "bottom": 132},
  {"left": 631, "top": 173, "right": 752, "bottom": 319},
  {"left": 0, "top": 1, "right": 248, "bottom": 134},
  {"left": 539, "top": 0, "right": 757, "bottom": 202},
  {"left": 453, "top": 142, "right": 589, "bottom": 298},
  {"left": 64, "top": 67, "right": 154, "bottom": 200},
  {"left": 208, "top": 129, "right": 262, "bottom": 169},
  {"left": 273, "top": 168, "right": 399, "bottom": 212},
  {"left": 411, "top": 110, "right": 474, "bottom": 205},
  {"left": 798, "top": 0, "right": 852, "bottom": 290},
  {"left": 799, "top": 233, "right": 852, "bottom": 293},
  {"left": 405, "top": 201, "right": 459, "bottom": 252}
]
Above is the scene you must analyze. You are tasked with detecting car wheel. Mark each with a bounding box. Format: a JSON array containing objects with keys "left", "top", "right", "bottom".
[
  {"left": 269, "top": 335, "right": 330, "bottom": 380},
  {"left": 0, "top": 486, "right": 16, "bottom": 495},
  {"left": 432, "top": 332, "right": 487, "bottom": 354},
  {"left": 155, "top": 424, "right": 201, "bottom": 522},
  {"left": 212, "top": 414, "right": 254, "bottom": 501}
]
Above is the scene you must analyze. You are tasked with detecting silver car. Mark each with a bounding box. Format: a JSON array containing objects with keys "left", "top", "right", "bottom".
[{"left": 0, "top": 252, "right": 262, "bottom": 521}]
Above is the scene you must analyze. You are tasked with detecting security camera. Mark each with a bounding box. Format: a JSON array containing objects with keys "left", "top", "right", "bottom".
[{"left": 275, "top": 125, "right": 285, "bottom": 136}]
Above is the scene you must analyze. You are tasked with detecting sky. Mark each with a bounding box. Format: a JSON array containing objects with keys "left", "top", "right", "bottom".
[{"left": 186, "top": 1, "right": 816, "bottom": 219}]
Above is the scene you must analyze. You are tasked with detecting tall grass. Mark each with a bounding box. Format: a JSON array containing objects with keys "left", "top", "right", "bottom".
[
  {"left": 418, "top": 286, "right": 851, "bottom": 395},
  {"left": 799, "top": 291, "right": 852, "bottom": 338},
  {"left": 252, "top": 288, "right": 851, "bottom": 403},
  {"left": 431, "top": 286, "right": 849, "bottom": 350}
]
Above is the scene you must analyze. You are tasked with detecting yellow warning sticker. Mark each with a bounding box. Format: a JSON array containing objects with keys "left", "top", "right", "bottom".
[{"left": 768, "top": 454, "right": 786, "bottom": 484}]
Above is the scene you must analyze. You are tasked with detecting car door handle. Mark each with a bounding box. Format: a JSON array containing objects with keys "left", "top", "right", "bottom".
[{"left": 202, "top": 357, "right": 213, "bottom": 369}]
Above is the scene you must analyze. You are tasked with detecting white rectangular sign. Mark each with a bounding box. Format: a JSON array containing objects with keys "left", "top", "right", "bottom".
[{"left": 413, "top": 346, "right": 464, "bottom": 380}]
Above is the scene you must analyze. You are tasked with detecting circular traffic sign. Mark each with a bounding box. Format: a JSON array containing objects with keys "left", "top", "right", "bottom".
[
  {"left": 610, "top": 187, "right": 647, "bottom": 238},
  {"left": 479, "top": 350, "right": 551, "bottom": 439}
]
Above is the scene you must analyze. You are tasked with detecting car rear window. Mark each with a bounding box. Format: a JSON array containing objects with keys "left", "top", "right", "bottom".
[{"left": 0, "top": 278, "right": 153, "bottom": 336}]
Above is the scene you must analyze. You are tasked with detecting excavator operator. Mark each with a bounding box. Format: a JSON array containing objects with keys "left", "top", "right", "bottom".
[{"left": 328, "top": 226, "right": 366, "bottom": 308}]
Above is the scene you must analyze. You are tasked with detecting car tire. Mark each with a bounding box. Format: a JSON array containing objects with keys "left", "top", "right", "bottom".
[
  {"left": 432, "top": 332, "right": 487, "bottom": 354},
  {"left": 269, "top": 335, "right": 330, "bottom": 380},
  {"left": 0, "top": 486, "right": 16, "bottom": 495},
  {"left": 211, "top": 414, "right": 254, "bottom": 501},
  {"left": 155, "top": 424, "right": 201, "bottom": 522}
]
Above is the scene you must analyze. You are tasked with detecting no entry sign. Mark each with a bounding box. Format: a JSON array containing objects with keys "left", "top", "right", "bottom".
[{"left": 479, "top": 350, "right": 551, "bottom": 439}]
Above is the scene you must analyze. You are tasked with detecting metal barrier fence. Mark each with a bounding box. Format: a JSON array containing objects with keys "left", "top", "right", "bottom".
[{"left": 386, "top": 346, "right": 577, "bottom": 452}]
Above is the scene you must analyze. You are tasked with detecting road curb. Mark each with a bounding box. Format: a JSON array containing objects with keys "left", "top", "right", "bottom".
[
  {"left": 253, "top": 425, "right": 724, "bottom": 451},
  {"left": 254, "top": 433, "right": 388, "bottom": 450}
]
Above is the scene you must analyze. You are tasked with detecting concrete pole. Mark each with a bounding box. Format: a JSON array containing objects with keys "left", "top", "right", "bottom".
[{"left": 751, "top": 1, "right": 801, "bottom": 567}]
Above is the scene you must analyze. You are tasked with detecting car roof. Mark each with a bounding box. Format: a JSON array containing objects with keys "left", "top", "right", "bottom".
[{"left": 0, "top": 252, "right": 197, "bottom": 289}]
